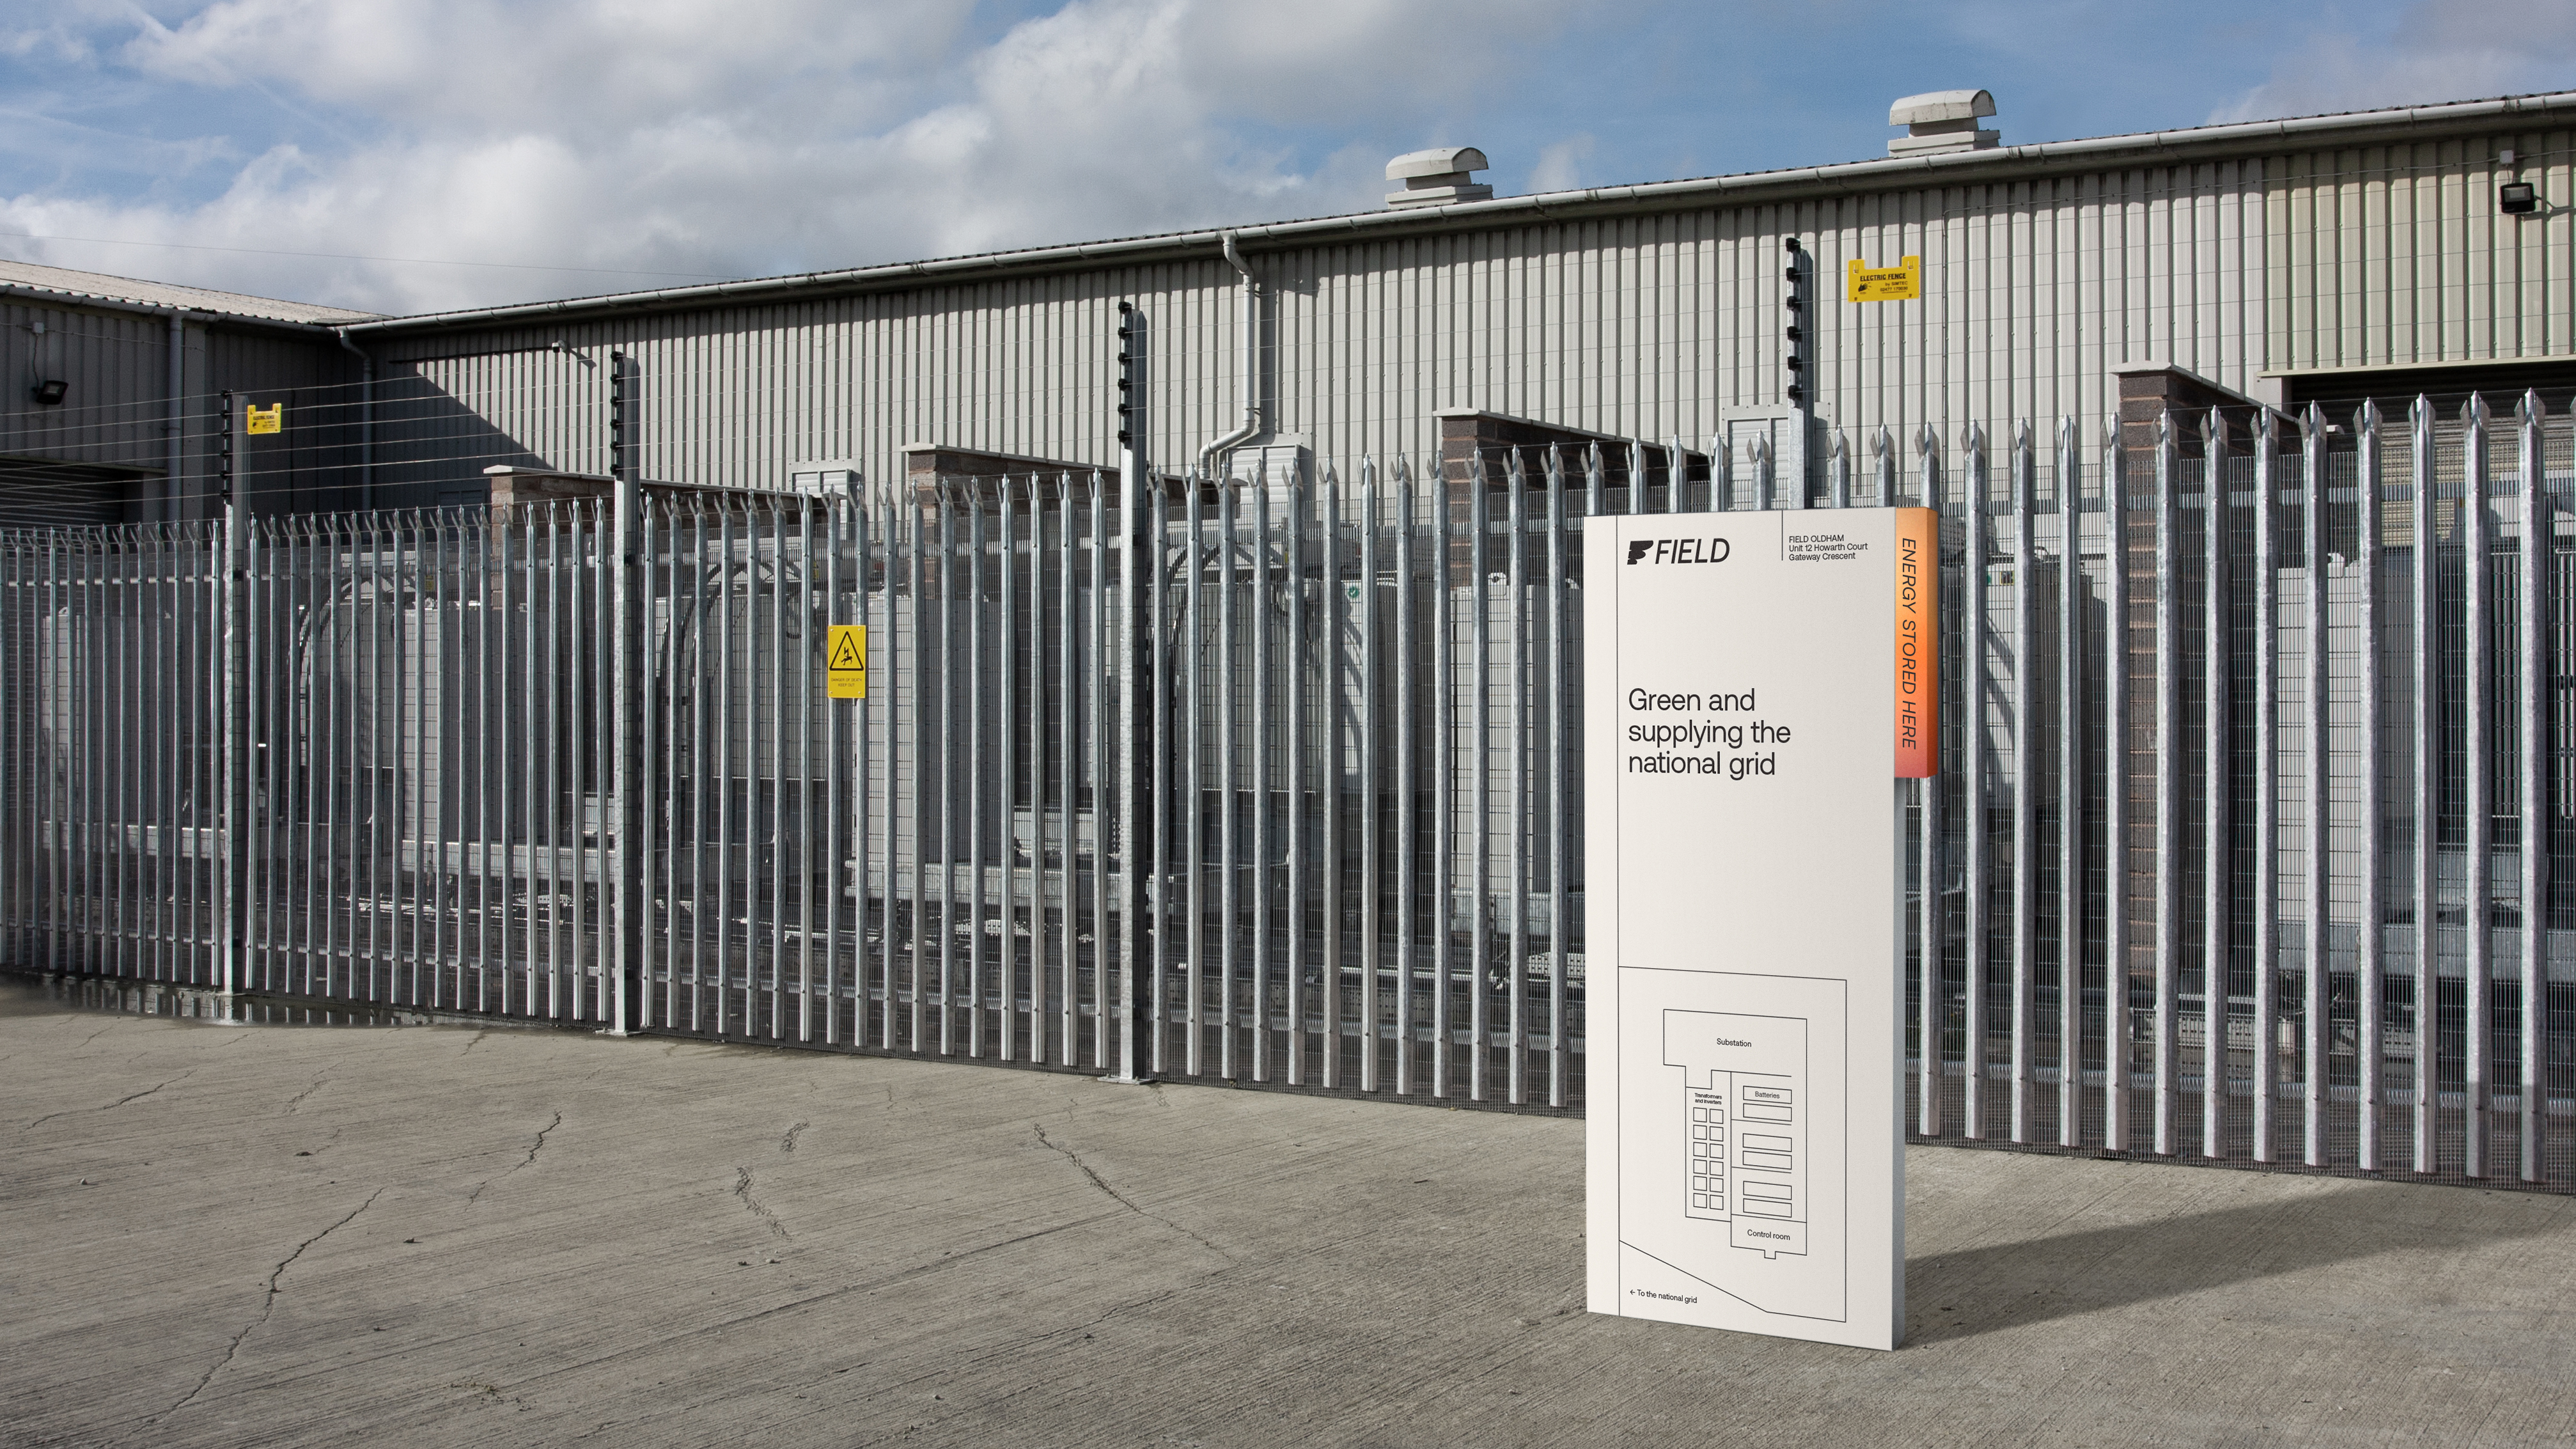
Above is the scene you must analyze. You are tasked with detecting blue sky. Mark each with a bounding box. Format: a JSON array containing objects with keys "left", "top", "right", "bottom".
[{"left": 2, "top": 0, "right": 2568, "bottom": 315}]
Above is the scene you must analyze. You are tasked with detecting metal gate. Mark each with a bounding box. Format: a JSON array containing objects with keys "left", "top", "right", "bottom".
[{"left": 2, "top": 398, "right": 2569, "bottom": 1190}]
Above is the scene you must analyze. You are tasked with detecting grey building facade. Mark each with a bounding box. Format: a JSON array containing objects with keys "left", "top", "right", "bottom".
[
  {"left": 6, "top": 88, "right": 2572, "bottom": 517},
  {"left": 0, "top": 259, "right": 373, "bottom": 526},
  {"left": 313, "top": 88, "right": 2576, "bottom": 505}
]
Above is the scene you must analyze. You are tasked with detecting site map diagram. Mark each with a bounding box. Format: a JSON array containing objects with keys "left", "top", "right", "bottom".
[{"left": 1616, "top": 970, "right": 1848, "bottom": 1324}]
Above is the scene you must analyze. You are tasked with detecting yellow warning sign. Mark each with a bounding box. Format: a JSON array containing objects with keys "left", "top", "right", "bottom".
[
  {"left": 246, "top": 403, "right": 283, "bottom": 435},
  {"left": 1846, "top": 255, "right": 1921, "bottom": 302},
  {"left": 826, "top": 624, "right": 868, "bottom": 700}
]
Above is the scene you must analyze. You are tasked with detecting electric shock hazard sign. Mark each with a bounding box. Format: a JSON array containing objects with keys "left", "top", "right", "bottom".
[
  {"left": 1845, "top": 256, "right": 1921, "bottom": 302},
  {"left": 825, "top": 625, "right": 868, "bottom": 699}
]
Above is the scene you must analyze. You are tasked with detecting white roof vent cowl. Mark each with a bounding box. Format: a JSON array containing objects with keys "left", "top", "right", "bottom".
[
  {"left": 1888, "top": 90, "right": 1999, "bottom": 157},
  {"left": 1386, "top": 146, "right": 1493, "bottom": 208}
]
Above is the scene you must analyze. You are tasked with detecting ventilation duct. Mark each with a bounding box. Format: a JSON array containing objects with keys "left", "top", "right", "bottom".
[
  {"left": 1386, "top": 147, "right": 1492, "bottom": 208},
  {"left": 1887, "top": 90, "right": 1999, "bottom": 157}
]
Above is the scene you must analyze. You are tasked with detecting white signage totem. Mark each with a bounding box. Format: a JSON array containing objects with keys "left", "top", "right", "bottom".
[{"left": 1584, "top": 508, "right": 1937, "bottom": 1352}]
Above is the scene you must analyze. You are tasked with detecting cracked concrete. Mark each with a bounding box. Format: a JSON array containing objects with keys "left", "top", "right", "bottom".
[
  {"left": 281, "top": 1073, "right": 328, "bottom": 1113},
  {"left": 158, "top": 1187, "right": 385, "bottom": 1422},
  {"left": 20, "top": 1069, "right": 193, "bottom": 1132},
  {"left": 732, "top": 1164, "right": 791, "bottom": 1241},
  {"left": 729, "top": 1116, "right": 809, "bottom": 1241},
  {"left": 5, "top": 980, "right": 2575, "bottom": 1448},
  {"left": 1033, "top": 1121, "right": 1232, "bottom": 1263},
  {"left": 467, "top": 1111, "right": 561, "bottom": 1203}
]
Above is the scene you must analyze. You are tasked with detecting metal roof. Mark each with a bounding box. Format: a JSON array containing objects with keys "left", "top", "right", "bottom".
[
  {"left": 346, "top": 88, "right": 2576, "bottom": 336},
  {"left": 0, "top": 258, "right": 377, "bottom": 327}
]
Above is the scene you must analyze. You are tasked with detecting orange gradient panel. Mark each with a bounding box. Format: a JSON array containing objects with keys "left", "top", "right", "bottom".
[{"left": 1893, "top": 507, "right": 1939, "bottom": 778}]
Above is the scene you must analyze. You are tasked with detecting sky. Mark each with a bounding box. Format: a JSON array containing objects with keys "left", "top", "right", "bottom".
[{"left": 1, "top": 0, "right": 2571, "bottom": 318}]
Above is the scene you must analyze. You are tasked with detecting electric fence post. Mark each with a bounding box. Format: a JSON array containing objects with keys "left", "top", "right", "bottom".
[
  {"left": 1111, "top": 301, "right": 1154, "bottom": 1082},
  {"left": 609, "top": 351, "right": 643, "bottom": 1034}
]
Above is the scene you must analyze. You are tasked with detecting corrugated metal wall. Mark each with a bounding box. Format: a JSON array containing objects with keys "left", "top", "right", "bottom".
[
  {"left": 2268, "top": 127, "right": 2576, "bottom": 372},
  {"left": 0, "top": 302, "right": 171, "bottom": 482},
  {"left": 1264, "top": 162, "right": 2267, "bottom": 458},
  {"left": 352, "top": 159, "right": 2299, "bottom": 498},
  {"left": 371, "top": 345, "right": 604, "bottom": 505},
  {"left": 207, "top": 327, "right": 366, "bottom": 519},
  {"left": 339, "top": 123, "right": 2570, "bottom": 511},
  {"left": 8, "top": 125, "right": 2565, "bottom": 526},
  {"left": 0, "top": 300, "right": 360, "bottom": 524}
]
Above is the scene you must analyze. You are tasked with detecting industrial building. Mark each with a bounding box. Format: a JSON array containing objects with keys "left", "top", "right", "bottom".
[
  {"left": 5, "top": 86, "right": 2573, "bottom": 515},
  {"left": 0, "top": 259, "right": 372, "bottom": 524}
]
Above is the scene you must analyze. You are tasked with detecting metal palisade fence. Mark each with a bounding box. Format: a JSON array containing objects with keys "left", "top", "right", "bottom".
[{"left": 1, "top": 398, "right": 2570, "bottom": 1192}]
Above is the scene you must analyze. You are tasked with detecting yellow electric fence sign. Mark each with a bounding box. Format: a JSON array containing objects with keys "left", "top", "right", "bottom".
[
  {"left": 245, "top": 403, "right": 283, "bottom": 434},
  {"left": 826, "top": 624, "right": 868, "bottom": 699},
  {"left": 1845, "top": 255, "right": 1921, "bottom": 302}
]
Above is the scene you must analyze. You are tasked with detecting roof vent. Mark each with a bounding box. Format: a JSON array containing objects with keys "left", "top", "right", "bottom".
[
  {"left": 1386, "top": 147, "right": 1492, "bottom": 208},
  {"left": 1888, "top": 90, "right": 1999, "bottom": 157}
]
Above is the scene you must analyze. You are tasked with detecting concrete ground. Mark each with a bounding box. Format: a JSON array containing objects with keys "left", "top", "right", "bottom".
[{"left": 3, "top": 982, "right": 2573, "bottom": 1449}]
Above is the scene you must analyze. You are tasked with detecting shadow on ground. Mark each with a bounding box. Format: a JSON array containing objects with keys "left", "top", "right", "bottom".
[{"left": 1905, "top": 1171, "right": 2563, "bottom": 1343}]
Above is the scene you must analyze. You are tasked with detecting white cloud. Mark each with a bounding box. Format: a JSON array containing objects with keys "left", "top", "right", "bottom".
[
  {"left": 2211, "top": 0, "right": 2576, "bottom": 123},
  {"left": 0, "top": 0, "right": 1599, "bottom": 315},
  {"left": 1531, "top": 132, "right": 1595, "bottom": 193},
  {"left": 0, "top": 12, "right": 102, "bottom": 65}
]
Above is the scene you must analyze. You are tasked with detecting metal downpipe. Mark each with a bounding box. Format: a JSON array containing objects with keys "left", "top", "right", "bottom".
[
  {"left": 165, "top": 313, "right": 189, "bottom": 522},
  {"left": 1197, "top": 232, "right": 1261, "bottom": 478},
  {"left": 334, "top": 329, "right": 374, "bottom": 511}
]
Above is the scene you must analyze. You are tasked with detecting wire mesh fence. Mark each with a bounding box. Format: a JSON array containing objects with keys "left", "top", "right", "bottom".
[{"left": 2, "top": 398, "right": 2570, "bottom": 1189}]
